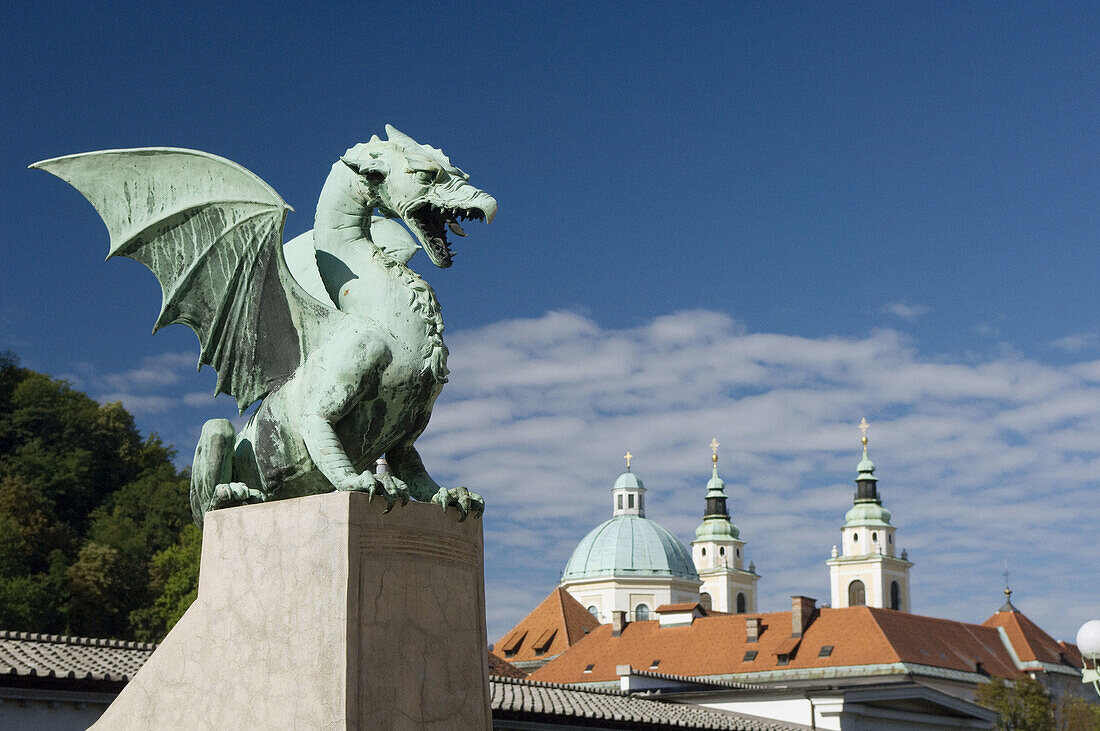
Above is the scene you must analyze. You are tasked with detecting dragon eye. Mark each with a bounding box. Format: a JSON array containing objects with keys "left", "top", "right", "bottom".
[{"left": 414, "top": 169, "right": 438, "bottom": 184}]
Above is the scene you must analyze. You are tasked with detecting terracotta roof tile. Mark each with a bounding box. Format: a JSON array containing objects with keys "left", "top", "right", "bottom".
[
  {"left": 657, "top": 602, "right": 704, "bottom": 612},
  {"left": 983, "top": 609, "right": 1083, "bottom": 667},
  {"left": 488, "top": 650, "right": 529, "bottom": 678},
  {"left": 530, "top": 606, "right": 1036, "bottom": 684},
  {"left": 494, "top": 588, "right": 602, "bottom": 663}
]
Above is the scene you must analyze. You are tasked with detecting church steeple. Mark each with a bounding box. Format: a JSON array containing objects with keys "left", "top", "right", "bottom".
[
  {"left": 691, "top": 439, "right": 758, "bottom": 614},
  {"left": 704, "top": 438, "right": 731, "bottom": 520},
  {"left": 854, "top": 418, "right": 880, "bottom": 503},
  {"left": 827, "top": 418, "right": 912, "bottom": 612}
]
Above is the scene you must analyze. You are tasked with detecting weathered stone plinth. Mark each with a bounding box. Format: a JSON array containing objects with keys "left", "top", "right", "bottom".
[{"left": 93, "top": 492, "right": 490, "bottom": 730}]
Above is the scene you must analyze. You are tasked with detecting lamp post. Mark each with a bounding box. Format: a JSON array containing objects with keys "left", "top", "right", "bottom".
[{"left": 1077, "top": 620, "right": 1100, "bottom": 696}]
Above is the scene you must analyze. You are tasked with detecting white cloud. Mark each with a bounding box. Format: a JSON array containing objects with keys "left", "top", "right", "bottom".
[
  {"left": 1052, "top": 332, "right": 1099, "bottom": 353},
  {"left": 406, "top": 310, "right": 1100, "bottom": 642},
  {"left": 882, "top": 301, "right": 932, "bottom": 322}
]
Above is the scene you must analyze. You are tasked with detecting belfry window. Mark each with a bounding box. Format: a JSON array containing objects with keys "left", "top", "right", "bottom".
[
  {"left": 617, "top": 495, "right": 623, "bottom": 510},
  {"left": 890, "top": 581, "right": 901, "bottom": 610},
  {"left": 628, "top": 494, "right": 635, "bottom": 509},
  {"left": 719, "top": 547, "right": 725, "bottom": 557},
  {"left": 736, "top": 592, "right": 746, "bottom": 614},
  {"left": 848, "top": 579, "right": 866, "bottom": 606},
  {"left": 872, "top": 532, "right": 878, "bottom": 542}
]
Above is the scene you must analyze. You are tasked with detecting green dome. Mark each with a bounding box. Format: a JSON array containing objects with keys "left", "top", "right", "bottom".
[
  {"left": 844, "top": 501, "right": 892, "bottom": 527},
  {"left": 695, "top": 515, "right": 739, "bottom": 541},
  {"left": 562, "top": 514, "right": 698, "bottom": 581},
  {"left": 614, "top": 472, "right": 644, "bottom": 490},
  {"left": 705, "top": 471, "right": 726, "bottom": 499}
]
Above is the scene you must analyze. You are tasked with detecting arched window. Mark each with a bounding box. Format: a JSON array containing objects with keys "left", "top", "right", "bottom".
[
  {"left": 853, "top": 533, "right": 859, "bottom": 542},
  {"left": 736, "top": 592, "right": 746, "bottom": 614},
  {"left": 587, "top": 605, "right": 599, "bottom": 617},
  {"left": 701, "top": 547, "right": 707, "bottom": 556},
  {"left": 888, "top": 534, "right": 893, "bottom": 544},
  {"left": 890, "top": 581, "right": 901, "bottom": 611},
  {"left": 872, "top": 531, "right": 878, "bottom": 542},
  {"left": 700, "top": 592, "right": 712, "bottom": 611},
  {"left": 848, "top": 579, "right": 866, "bottom": 606},
  {"left": 635, "top": 604, "right": 650, "bottom": 621},
  {"left": 719, "top": 546, "right": 725, "bottom": 556}
]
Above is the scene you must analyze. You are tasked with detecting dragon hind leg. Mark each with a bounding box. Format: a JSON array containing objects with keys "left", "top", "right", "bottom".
[{"left": 190, "top": 418, "right": 263, "bottom": 529}]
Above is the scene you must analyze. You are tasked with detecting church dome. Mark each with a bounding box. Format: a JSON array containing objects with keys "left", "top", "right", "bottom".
[
  {"left": 844, "top": 501, "right": 892, "bottom": 527},
  {"left": 562, "top": 514, "right": 699, "bottom": 581}
]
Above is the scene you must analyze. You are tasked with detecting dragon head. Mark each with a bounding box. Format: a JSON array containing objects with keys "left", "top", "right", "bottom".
[{"left": 341, "top": 125, "right": 497, "bottom": 268}]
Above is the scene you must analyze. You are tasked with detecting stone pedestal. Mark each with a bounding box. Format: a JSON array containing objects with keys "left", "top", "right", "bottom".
[{"left": 93, "top": 492, "right": 491, "bottom": 730}]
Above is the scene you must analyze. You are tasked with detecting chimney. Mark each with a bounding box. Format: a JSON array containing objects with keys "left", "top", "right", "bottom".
[
  {"left": 791, "top": 596, "right": 817, "bottom": 638},
  {"left": 611, "top": 610, "right": 627, "bottom": 637},
  {"left": 746, "top": 616, "right": 761, "bottom": 643}
]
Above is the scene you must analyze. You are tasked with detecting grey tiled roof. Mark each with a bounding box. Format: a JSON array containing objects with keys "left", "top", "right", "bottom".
[
  {"left": 491, "top": 676, "right": 803, "bottom": 730},
  {"left": 1, "top": 631, "right": 801, "bottom": 729},
  {"left": 0, "top": 631, "right": 154, "bottom": 682}
]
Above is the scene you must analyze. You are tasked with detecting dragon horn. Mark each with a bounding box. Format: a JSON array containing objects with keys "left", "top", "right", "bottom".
[{"left": 385, "top": 124, "right": 420, "bottom": 148}]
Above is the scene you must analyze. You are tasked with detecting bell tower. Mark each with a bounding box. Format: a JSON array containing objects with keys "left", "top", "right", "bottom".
[
  {"left": 827, "top": 419, "right": 912, "bottom": 611},
  {"left": 690, "top": 439, "right": 759, "bottom": 613}
]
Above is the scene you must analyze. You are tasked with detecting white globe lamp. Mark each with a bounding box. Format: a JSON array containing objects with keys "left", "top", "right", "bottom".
[{"left": 1077, "top": 619, "right": 1100, "bottom": 695}]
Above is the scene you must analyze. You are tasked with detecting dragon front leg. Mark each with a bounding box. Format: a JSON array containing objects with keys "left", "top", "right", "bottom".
[
  {"left": 387, "top": 444, "right": 484, "bottom": 521},
  {"left": 298, "top": 327, "right": 410, "bottom": 513}
]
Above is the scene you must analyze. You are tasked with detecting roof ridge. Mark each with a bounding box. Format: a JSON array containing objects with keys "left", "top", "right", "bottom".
[
  {"left": 860, "top": 606, "right": 904, "bottom": 664},
  {"left": 0, "top": 630, "right": 157, "bottom": 651},
  {"left": 625, "top": 666, "right": 766, "bottom": 690},
  {"left": 491, "top": 673, "right": 629, "bottom": 696}
]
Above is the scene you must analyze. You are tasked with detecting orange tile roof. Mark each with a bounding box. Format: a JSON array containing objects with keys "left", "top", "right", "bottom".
[
  {"left": 494, "top": 588, "right": 602, "bottom": 664},
  {"left": 983, "top": 609, "right": 1082, "bottom": 666},
  {"left": 657, "top": 602, "right": 704, "bottom": 612},
  {"left": 488, "top": 650, "right": 529, "bottom": 678},
  {"left": 529, "top": 606, "right": 1035, "bottom": 685}
]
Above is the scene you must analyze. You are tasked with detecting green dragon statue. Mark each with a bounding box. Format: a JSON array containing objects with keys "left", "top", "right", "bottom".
[{"left": 33, "top": 126, "right": 497, "bottom": 527}]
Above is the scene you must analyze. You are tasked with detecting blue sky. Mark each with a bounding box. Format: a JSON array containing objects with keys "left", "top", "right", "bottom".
[{"left": 3, "top": 3, "right": 1098, "bottom": 642}]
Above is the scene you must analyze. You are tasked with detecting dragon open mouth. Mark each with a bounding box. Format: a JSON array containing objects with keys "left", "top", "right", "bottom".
[{"left": 407, "top": 203, "right": 486, "bottom": 268}]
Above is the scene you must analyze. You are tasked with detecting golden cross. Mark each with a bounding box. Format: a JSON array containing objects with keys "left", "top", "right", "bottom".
[
  {"left": 858, "top": 417, "right": 870, "bottom": 445},
  {"left": 624, "top": 451, "right": 633, "bottom": 470},
  {"left": 710, "top": 437, "right": 720, "bottom": 464}
]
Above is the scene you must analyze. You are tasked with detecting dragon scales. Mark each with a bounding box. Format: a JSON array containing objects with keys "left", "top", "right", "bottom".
[{"left": 33, "top": 126, "right": 497, "bottom": 527}]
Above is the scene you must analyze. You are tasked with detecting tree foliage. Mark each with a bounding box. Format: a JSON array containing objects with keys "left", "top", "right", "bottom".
[
  {"left": 977, "top": 676, "right": 1100, "bottom": 731},
  {"left": 0, "top": 352, "right": 199, "bottom": 640}
]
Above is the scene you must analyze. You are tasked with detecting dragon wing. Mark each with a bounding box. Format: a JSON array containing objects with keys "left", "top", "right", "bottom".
[{"left": 33, "top": 147, "right": 335, "bottom": 413}]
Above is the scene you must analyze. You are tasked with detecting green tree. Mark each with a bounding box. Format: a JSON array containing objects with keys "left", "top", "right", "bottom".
[
  {"left": 0, "top": 352, "right": 197, "bottom": 640},
  {"left": 1057, "top": 695, "right": 1100, "bottom": 731},
  {"left": 130, "top": 523, "right": 202, "bottom": 642},
  {"left": 977, "top": 676, "right": 1056, "bottom": 731}
]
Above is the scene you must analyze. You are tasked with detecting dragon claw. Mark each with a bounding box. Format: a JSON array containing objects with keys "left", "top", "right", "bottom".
[
  {"left": 339, "top": 472, "right": 410, "bottom": 513},
  {"left": 430, "top": 486, "right": 484, "bottom": 521},
  {"left": 210, "top": 482, "right": 265, "bottom": 510}
]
